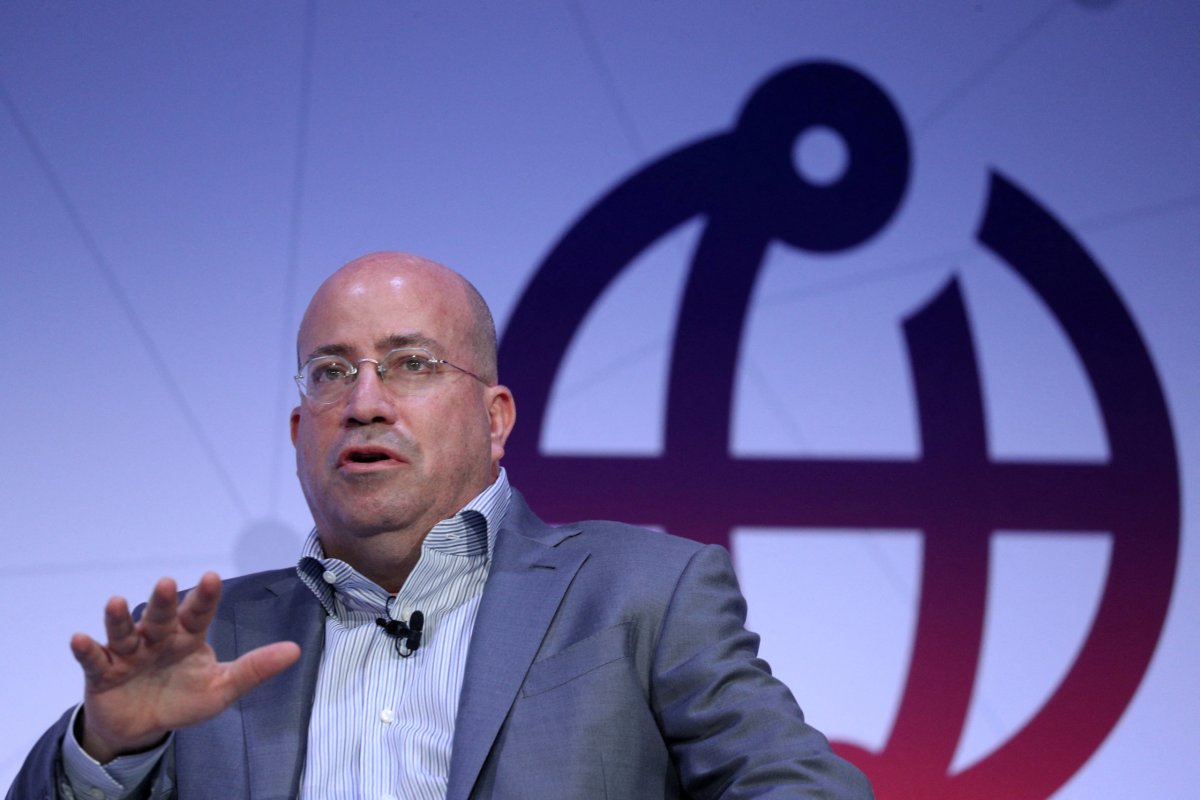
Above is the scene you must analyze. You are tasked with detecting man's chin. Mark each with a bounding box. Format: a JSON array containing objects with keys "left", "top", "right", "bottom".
[{"left": 322, "top": 504, "right": 420, "bottom": 540}]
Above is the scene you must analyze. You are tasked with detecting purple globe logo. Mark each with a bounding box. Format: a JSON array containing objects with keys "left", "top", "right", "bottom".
[{"left": 498, "top": 62, "right": 1179, "bottom": 798}]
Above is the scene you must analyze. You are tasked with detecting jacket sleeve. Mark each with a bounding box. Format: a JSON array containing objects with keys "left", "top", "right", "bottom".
[
  {"left": 7, "top": 710, "right": 176, "bottom": 800},
  {"left": 651, "top": 544, "right": 875, "bottom": 799},
  {"left": 6, "top": 709, "right": 72, "bottom": 800}
]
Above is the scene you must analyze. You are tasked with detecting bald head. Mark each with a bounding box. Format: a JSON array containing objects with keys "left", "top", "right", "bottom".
[{"left": 299, "top": 252, "right": 498, "bottom": 383}]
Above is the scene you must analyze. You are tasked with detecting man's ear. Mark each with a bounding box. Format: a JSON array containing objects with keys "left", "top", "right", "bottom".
[
  {"left": 290, "top": 406, "right": 301, "bottom": 445},
  {"left": 486, "top": 385, "right": 516, "bottom": 465}
]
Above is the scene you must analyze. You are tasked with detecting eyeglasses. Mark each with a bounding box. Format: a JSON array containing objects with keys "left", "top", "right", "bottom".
[{"left": 295, "top": 347, "right": 486, "bottom": 405}]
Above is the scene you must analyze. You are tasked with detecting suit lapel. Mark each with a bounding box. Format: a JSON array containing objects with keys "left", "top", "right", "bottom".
[
  {"left": 446, "top": 497, "right": 586, "bottom": 800},
  {"left": 233, "top": 573, "right": 326, "bottom": 800}
]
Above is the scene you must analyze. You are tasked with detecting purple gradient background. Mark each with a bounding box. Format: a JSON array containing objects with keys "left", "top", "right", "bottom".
[{"left": 1, "top": 2, "right": 1197, "bottom": 797}]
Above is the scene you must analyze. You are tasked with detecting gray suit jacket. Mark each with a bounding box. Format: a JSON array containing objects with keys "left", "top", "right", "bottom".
[{"left": 10, "top": 494, "right": 873, "bottom": 799}]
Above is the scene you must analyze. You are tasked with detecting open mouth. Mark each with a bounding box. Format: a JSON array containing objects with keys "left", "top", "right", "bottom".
[{"left": 339, "top": 446, "right": 404, "bottom": 468}]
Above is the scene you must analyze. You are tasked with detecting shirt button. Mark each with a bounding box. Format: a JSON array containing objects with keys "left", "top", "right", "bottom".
[
  {"left": 88, "top": 789, "right": 106, "bottom": 800},
  {"left": 380, "top": 708, "right": 395, "bottom": 724},
  {"left": 322, "top": 570, "right": 337, "bottom": 584}
]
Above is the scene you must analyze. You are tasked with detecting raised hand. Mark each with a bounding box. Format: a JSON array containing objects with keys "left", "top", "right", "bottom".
[{"left": 69, "top": 572, "right": 301, "bottom": 763}]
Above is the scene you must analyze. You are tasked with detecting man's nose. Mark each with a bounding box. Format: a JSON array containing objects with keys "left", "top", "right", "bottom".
[{"left": 342, "top": 364, "right": 395, "bottom": 425}]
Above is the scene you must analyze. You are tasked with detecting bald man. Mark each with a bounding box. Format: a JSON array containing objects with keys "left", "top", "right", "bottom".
[{"left": 10, "top": 253, "right": 873, "bottom": 799}]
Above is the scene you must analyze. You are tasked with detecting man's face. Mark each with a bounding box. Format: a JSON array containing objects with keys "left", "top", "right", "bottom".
[{"left": 290, "top": 256, "right": 513, "bottom": 557}]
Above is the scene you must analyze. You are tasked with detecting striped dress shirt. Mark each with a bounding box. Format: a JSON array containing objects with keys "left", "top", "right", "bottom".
[{"left": 295, "top": 469, "right": 510, "bottom": 800}]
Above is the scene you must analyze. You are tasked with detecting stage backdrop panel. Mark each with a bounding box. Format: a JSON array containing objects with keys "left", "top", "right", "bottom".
[{"left": 1, "top": 3, "right": 1196, "bottom": 797}]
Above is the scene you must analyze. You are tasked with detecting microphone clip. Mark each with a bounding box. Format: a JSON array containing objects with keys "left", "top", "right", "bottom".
[{"left": 375, "top": 610, "right": 424, "bottom": 657}]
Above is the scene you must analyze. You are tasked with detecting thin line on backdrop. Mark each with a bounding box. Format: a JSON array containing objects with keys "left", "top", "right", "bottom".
[
  {"left": 1076, "top": 191, "right": 1200, "bottom": 234},
  {"left": 0, "top": 79, "right": 250, "bottom": 520},
  {"left": 566, "top": 1, "right": 645, "bottom": 157},
  {"left": 269, "top": 0, "right": 319, "bottom": 514},
  {"left": 913, "top": 0, "right": 1065, "bottom": 136},
  {"left": 752, "top": 188, "right": 1200, "bottom": 316},
  {"left": 0, "top": 552, "right": 228, "bottom": 579}
]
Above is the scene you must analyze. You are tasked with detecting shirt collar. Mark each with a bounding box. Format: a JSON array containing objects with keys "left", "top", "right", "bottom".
[{"left": 296, "top": 468, "right": 511, "bottom": 617}]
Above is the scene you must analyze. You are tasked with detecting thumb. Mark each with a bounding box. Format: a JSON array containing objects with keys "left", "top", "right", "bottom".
[{"left": 223, "top": 642, "right": 302, "bottom": 699}]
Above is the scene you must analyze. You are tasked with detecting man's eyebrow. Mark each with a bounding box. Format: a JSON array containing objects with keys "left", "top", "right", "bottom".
[
  {"left": 305, "top": 343, "right": 354, "bottom": 360},
  {"left": 303, "top": 335, "right": 441, "bottom": 362},
  {"left": 378, "top": 333, "right": 440, "bottom": 353}
]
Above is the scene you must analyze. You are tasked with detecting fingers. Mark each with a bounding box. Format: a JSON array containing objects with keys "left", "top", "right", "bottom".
[
  {"left": 140, "top": 572, "right": 222, "bottom": 641},
  {"left": 139, "top": 578, "right": 180, "bottom": 645},
  {"left": 70, "top": 632, "right": 112, "bottom": 680},
  {"left": 82, "top": 573, "right": 223, "bottom": 668},
  {"left": 224, "top": 642, "right": 302, "bottom": 700},
  {"left": 177, "top": 572, "right": 222, "bottom": 635},
  {"left": 102, "top": 596, "right": 139, "bottom": 656}
]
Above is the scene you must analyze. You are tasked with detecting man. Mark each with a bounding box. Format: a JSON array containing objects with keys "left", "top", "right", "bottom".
[{"left": 10, "top": 253, "right": 873, "bottom": 798}]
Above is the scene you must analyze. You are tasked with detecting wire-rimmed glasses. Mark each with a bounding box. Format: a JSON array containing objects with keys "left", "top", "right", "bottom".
[{"left": 294, "top": 347, "right": 486, "bottom": 406}]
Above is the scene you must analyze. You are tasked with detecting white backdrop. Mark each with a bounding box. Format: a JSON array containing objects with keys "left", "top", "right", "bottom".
[{"left": 1, "top": 2, "right": 1196, "bottom": 797}]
